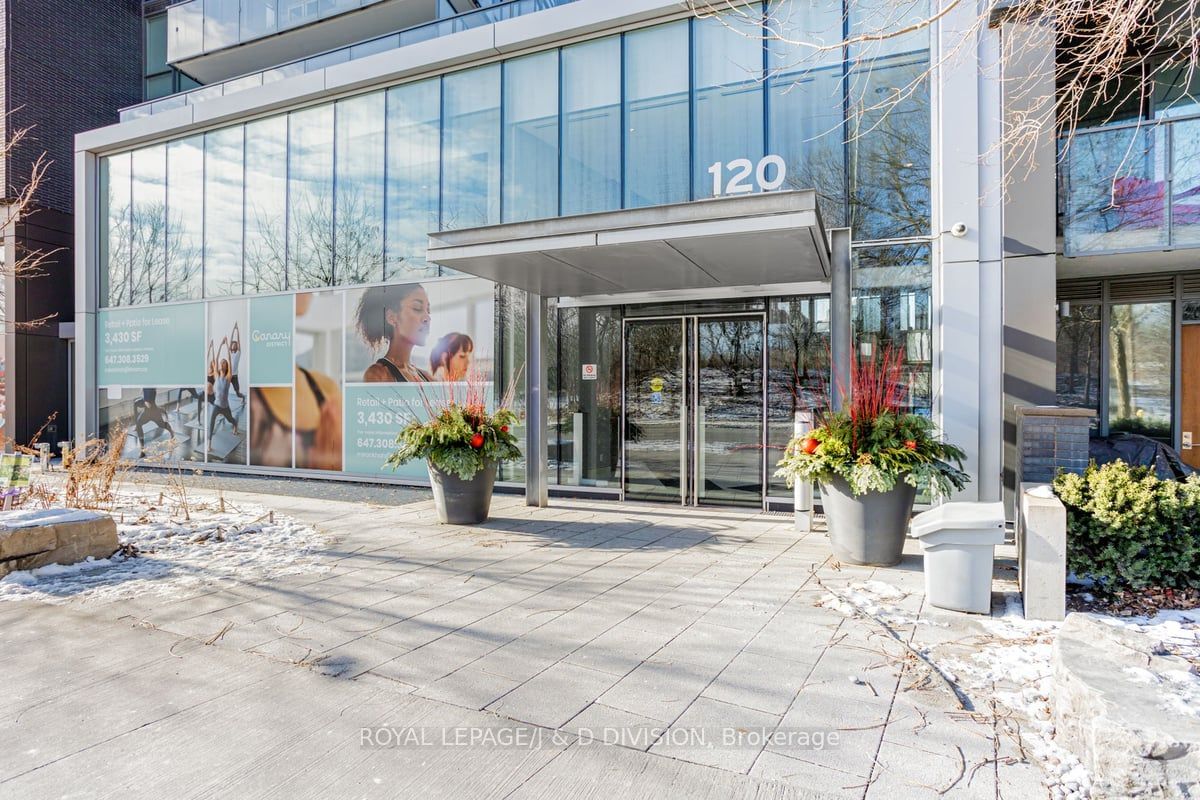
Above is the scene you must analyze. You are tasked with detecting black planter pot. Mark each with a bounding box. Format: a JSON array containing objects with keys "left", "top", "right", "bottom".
[
  {"left": 819, "top": 475, "right": 917, "bottom": 567},
  {"left": 427, "top": 460, "right": 497, "bottom": 525}
]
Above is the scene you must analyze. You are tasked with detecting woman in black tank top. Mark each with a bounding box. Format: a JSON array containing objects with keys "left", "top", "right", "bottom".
[{"left": 355, "top": 283, "right": 434, "bottom": 382}]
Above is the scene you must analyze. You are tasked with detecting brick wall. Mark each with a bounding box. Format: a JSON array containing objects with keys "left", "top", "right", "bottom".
[
  {"left": 0, "top": 2, "right": 143, "bottom": 443},
  {"left": 1, "top": 0, "right": 142, "bottom": 213}
]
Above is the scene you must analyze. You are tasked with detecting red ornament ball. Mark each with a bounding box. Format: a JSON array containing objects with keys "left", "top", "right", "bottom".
[
  {"left": 470, "top": 433, "right": 485, "bottom": 449},
  {"left": 801, "top": 438, "right": 820, "bottom": 455},
  {"left": 904, "top": 440, "right": 918, "bottom": 450},
  {"left": 500, "top": 425, "right": 509, "bottom": 433}
]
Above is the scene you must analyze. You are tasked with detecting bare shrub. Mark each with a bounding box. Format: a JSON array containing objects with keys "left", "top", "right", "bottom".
[{"left": 63, "top": 428, "right": 133, "bottom": 509}]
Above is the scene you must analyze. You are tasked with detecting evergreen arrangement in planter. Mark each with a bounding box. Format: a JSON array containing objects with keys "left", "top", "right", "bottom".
[
  {"left": 387, "top": 379, "right": 522, "bottom": 525},
  {"left": 775, "top": 347, "right": 969, "bottom": 565}
]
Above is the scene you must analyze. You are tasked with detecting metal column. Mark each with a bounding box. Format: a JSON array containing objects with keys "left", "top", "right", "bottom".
[
  {"left": 525, "top": 292, "right": 549, "bottom": 507},
  {"left": 829, "top": 227, "right": 853, "bottom": 412}
]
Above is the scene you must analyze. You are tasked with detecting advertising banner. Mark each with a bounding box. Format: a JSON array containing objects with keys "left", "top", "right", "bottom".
[
  {"left": 98, "top": 277, "right": 498, "bottom": 482},
  {"left": 343, "top": 278, "right": 496, "bottom": 478},
  {"left": 206, "top": 299, "right": 249, "bottom": 464},
  {"left": 97, "top": 303, "right": 204, "bottom": 387},
  {"left": 248, "top": 294, "right": 294, "bottom": 386}
]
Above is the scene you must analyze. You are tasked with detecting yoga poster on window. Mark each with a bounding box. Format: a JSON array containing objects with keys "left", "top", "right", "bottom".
[
  {"left": 205, "top": 299, "right": 249, "bottom": 466},
  {"left": 96, "top": 303, "right": 206, "bottom": 463}
]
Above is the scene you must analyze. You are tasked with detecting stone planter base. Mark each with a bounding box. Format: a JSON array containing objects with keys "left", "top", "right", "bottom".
[
  {"left": 819, "top": 477, "right": 917, "bottom": 567},
  {"left": 428, "top": 460, "right": 497, "bottom": 525}
]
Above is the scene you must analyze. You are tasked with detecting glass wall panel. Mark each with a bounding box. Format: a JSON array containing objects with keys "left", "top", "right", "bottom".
[
  {"left": 847, "top": 0, "right": 931, "bottom": 239},
  {"left": 441, "top": 64, "right": 501, "bottom": 229},
  {"left": 1055, "top": 303, "right": 1101, "bottom": 419},
  {"left": 385, "top": 78, "right": 441, "bottom": 279},
  {"left": 242, "top": 0, "right": 277, "bottom": 40},
  {"left": 852, "top": 244, "right": 933, "bottom": 414},
  {"left": 503, "top": 51, "right": 559, "bottom": 222},
  {"left": 100, "top": 154, "right": 132, "bottom": 307},
  {"left": 244, "top": 115, "right": 288, "bottom": 293},
  {"left": 561, "top": 37, "right": 621, "bottom": 215},
  {"left": 204, "top": 0, "right": 240, "bottom": 50},
  {"left": 204, "top": 126, "right": 245, "bottom": 297},
  {"left": 166, "top": 136, "right": 204, "bottom": 301},
  {"left": 693, "top": 10, "right": 765, "bottom": 200},
  {"left": 551, "top": 305, "right": 621, "bottom": 486},
  {"left": 1064, "top": 126, "right": 1167, "bottom": 254},
  {"left": 1109, "top": 302, "right": 1173, "bottom": 439},
  {"left": 497, "top": 285, "right": 527, "bottom": 482},
  {"left": 767, "top": 0, "right": 846, "bottom": 227},
  {"left": 1171, "top": 119, "right": 1200, "bottom": 246},
  {"left": 767, "top": 294, "right": 829, "bottom": 495},
  {"left": 334, "top": 92, "right": 386, "bottom": 285},
  {"left": 624, "top": 21, "right": 690, "bottom": 208},
  {"left": 288, "top": 105, "right": 336, "bottom": 288},
  {"left": 130, "top": 145, "right": 167, "bottom": 305}
]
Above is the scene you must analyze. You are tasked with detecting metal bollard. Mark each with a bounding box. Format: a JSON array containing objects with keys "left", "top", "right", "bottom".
[
  {"left": 794, "top": 411, "right": 814, "bottom": 533},
  {"left": 37, "top": 442, "right": 51, "bottom": 472}
]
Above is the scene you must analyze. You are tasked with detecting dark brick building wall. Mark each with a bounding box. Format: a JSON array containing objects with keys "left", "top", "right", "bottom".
[
  {"left": 0, "top": 0, "right": 142, "bottom": 211},
  {"left": 0, "top": 1, "right": 142, "bottom": 444}
]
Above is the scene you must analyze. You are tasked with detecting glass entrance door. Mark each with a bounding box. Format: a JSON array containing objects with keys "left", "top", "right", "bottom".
[
  {"left": 623, "top": 318, "right": 687, "bottom": 503},
  {"left": 623, "top": 315, "right": 765, "bottom": 507},
  {"left": 695, "top": 316, "right": 765, "bottom": 506}
]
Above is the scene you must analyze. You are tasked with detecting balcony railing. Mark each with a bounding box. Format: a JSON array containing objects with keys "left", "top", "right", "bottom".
[
  {"left": 169, "top": 0, "right": 387, "bottom": 61},
  {"left": 1060, "top": 113, "right": 1200, "bottom": 256},
  {"left": 123, "top": 0, "right": 574, "bottom": 121}
]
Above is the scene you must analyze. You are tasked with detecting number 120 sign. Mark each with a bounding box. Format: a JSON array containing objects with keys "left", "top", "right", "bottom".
[{"left": 707, "top": 155, "right": 787, "bottom": 197}]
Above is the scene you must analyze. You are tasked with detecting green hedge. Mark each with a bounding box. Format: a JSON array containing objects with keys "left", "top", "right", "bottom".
[{"left": 1053, "top": 461, "right": 1200, "bottom": 590}]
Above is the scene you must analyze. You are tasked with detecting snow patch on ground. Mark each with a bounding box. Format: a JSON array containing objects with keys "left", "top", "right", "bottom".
[
  {"left": 936, "top": 599, "right": 1091, "bottom": 800},
  {"left": 817, "top": 580, "right": 1091, "bottom": 796},
  {"left": 816, "top": 579, "right": 923, "bottom": 626},
  {"left": 0, "top": 493, "right": 331, "bottom": 604}
]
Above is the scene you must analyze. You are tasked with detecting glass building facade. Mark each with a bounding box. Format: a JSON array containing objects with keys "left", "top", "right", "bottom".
[{"left": 95, "top": 1, "right": 933, "bottom": 506}]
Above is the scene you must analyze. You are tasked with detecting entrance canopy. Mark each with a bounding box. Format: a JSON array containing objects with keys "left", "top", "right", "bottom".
[
  {"left": 426, "top": 190, "right": 830, "bottom": 298},
  {"left": 426, "top": 189, "right": 850, "bottom": 511}
]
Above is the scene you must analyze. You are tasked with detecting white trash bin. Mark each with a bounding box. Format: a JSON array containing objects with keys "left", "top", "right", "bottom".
[{"left": 910, "top": 502, "right": 1005, "bottom": 614}]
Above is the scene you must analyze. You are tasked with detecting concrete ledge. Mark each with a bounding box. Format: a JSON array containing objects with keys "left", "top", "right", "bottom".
[
  {"left": 1053, "top": 614, "right": 1200, "bottom": 798},
  {"left": 0, "top": 509, "right": 119, "bottom": 578},
  {"left": 1017, "top": 482, "right": 1066, "bottom": 621}
]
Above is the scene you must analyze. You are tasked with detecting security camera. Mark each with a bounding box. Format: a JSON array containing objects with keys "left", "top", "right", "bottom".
[{"left": 949, "top": 222, "right": 968, "bottom": 237}]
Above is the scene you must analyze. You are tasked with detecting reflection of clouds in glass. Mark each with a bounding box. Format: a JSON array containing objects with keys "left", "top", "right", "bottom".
[
  {"left": 335, "top": 93, "right": 385, "bottom": 286},
  {"left": 442, "top": 65, "right": 501, "bottom": 230},
  {"left": 167, "top": 136, "right": 204, "bottom": 301},
  {"left": 288, "top": 105, "right": 336, "bottom": 288},
  {"left": 244, "top": 116, "right": 288, "bottom": 293},
  {"left": 205, "top": 127, "right": 244, "bottom": 296},
  {"left": 387, "top": 79, "right": 442, "bottom": 278}
]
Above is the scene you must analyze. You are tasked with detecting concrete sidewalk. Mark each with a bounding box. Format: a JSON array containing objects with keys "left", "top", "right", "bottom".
[
  {"left": 0, "top": 602, "right": 832, "bottom": 799},
  {"left": 1, "top": 479, "right": 1048, "bottom": 798}
]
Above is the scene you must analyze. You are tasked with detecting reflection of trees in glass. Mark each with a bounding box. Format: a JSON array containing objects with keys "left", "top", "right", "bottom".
[
  {"left": 1109, "top": 302, "right": 1173, "bottom": 437},
  {"left": 1056, "top": 304, "right": 1101, "bottom": 410},
  {"left": 1065, "top": 127, "right": 1166, "bottom": 252},
  {"left": 777, "top": 58, "right": 930, "bottom": 239},
  {"left": 550, "top": 306, "right": 622, "bottom": 485},
  {"left": 769, "top": 297, "right": 829, "bottom": 413},
  {"left": 288, "top": 190, "right": 335, "bottom": 289},
  {"left": 107, "top": 201, "right": 202, "bottom": 305},
  {"left": 243, "top": 200, "right": 287, "bottom": 293},
  {"left": 334, "top": 184, "right": 384, "bottom": 285},
  {"left": 699, "top": 319, "right": 757, "bottom": 400}
]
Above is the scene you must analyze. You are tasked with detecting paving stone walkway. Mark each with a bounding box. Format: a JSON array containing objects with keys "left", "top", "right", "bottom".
[{"left": 0, "top": 482, "right": 1049, "bottom": 798}]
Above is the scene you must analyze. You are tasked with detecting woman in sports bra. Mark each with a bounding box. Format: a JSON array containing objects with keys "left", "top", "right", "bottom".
[{"left": 355, "top": 283, "right": 434, "bottom": 383}]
